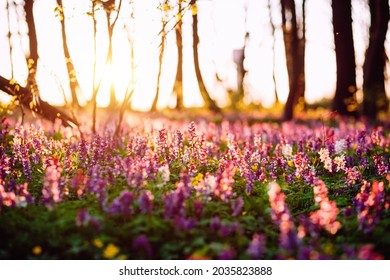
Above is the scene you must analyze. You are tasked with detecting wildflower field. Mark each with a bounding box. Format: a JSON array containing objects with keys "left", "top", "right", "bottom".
[{"left": 0, "top": 113, "right": 389, "bottom": 260}]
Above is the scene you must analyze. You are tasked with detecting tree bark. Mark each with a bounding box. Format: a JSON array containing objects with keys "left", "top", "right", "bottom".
[
  {"left": 24, "top": 0, "right": 39, "bottom": 94},
  {"left": 104, "top": 0, "right": 117, "bottom": 109},
  {"left": 331, "top": 0, "right": 359, "bottom": 117},
  {"left": 57, "top": 0, "right": 81, "bottom": 108},
  {"left": 362, "top": 0, "right": 389, "bottom": 120},
  {"left": 191, "top": 0, "right": 220, "bottom": 113},
  {"left": 173, "top": 1, "right": 184, "bottom": 110},
  {"left": 151, "top": 0, "right": 168, "bottom": 112},
  {"left": 281, "top": 0, "right": 306, "bottom": 121},
  {"left": 268, "top": 0, "right": 280, "bottom": 106}
]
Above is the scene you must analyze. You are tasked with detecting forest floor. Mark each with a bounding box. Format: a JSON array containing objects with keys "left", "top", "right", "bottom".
[{"left": 0, "top": 105, "right": 389, "bottom": 259}]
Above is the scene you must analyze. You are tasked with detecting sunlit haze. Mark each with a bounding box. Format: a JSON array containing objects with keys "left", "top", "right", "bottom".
[{"left": 0, "top": 0, "right": 388, "bottom": 110}]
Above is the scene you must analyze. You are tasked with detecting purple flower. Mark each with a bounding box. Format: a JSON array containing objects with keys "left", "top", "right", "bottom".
[
  {"left": 210, "top": 216, "right": 221, "bottom": 233},
  {"left": 163, "top": 188, "right": 185, "bottom": 219},
  {"left": 247, "top": 234, "right": 266, "bottom": 259},
  {"left": 354, "top": 180, "right": 385, "bottom": 234},
  {"left": 173, "top": 216, "right": 196, "bottom": 232},
  {"left": 193, "top": 200, "right": 203, "bottom": 219},
  {"left": 218, "top": 247, "right": 235, "bottom": 260},
  {"left": 133, "top": 234, "right": 153, "bottom": 258},
  {"left": 107, "top": 190, "right": 135, "bottom": 217},
  {"left": 75, "top": 209, "right": 102, "bottom": 230},
  {"left": 138, "top": 190, "right": 154, "bottom": 214},
  {"left": 231, "top": 197, "right": 244, "bottom": 217}
]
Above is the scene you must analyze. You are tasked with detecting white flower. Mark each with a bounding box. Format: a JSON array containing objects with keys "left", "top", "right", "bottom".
[
  {"left": 334, "top": 154, "right": 346, "bottom": 172},
  {"left": 319, "top": 148, "right": 333, "bottom": 173},
  {"left": 282, "top": 144, "right": 293, "bottom": 159},
  {"left": 158, "top": 164, "right": 170, "bottom": 183},
  {"left": 335, "top": 139, "right": 346, "bottom": 154}
]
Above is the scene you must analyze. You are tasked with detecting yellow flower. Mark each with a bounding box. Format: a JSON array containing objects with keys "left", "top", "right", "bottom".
[
  {"left": 288, "top": 160, "right": 294, "bottom": 167},
  {"left": 103, "top": 243, "right": 120, "bottom": 259},
  {"left": 93, "top": 239, "right": 104, "bottom": 248},
  {"left": 32, "top": 246, "right": 42, "bottom": 256}
]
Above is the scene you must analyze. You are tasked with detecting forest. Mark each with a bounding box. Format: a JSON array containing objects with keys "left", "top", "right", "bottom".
[{"left": 0, "top": 0, "right": 389, "bottom": 260}]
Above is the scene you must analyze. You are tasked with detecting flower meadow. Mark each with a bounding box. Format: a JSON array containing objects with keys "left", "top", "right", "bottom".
[{"left": 0, "top": 114, "right": 389, "bottom": 260}]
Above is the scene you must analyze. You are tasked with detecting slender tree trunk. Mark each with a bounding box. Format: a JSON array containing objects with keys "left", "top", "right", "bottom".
[
  {"left": 331, "top": 0, "right": 359, "bottom": 117},
  {"left": 57, "top": 0, "right": 81, "bottom": 108},
  {"left": 151, "top": 0, "right": 168, "bottom": 112},
  {"left": 190, "top": 0, "right": 220, "bottom": 113},
  {"left": 268, "top": 0, "right": 280, "bottom": 106},
  {"left": 105, "top": 3, "right": 116, "bottom": 109},
  {"left": 6, "top": 0, "right": 14, "bottom": 79},
  {"left": 24, "top": 0, "right": 39, "bottom": 95},
  {"left": 173, "top": 1, "right": 184, "bottom": 110},
  {"left": 281, "top": 0, "right": 305, "bottom": 121},
  {"left": 363, "top": 0, "right": 389, "bottom": 120},
  {"left": 92, "top": 0, "right": 98, "bottom": 133}
]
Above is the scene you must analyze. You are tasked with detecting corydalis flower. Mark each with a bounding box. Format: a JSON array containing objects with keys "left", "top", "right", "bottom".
[
  {"left": 334, "top": 139, "right": 346, "bottom": 154},
  {"left": 75, "top": 209, "right": 102, "bottom": 230},
  {"left": 310, "top": 179, "right": 341, "bottom": 234},
  {"left": 334, "top": 154, "right": 346, "bottom": 172},
  {"left": 282, "top": 144, "right": 293, "bottom": 160},
  {"left": 133, "top": 234, "right": 153, "bottom": 258},
  {"left": 293, "top": 152, "right": 310, "bottom": 179},
  {"left": 354, "top": 180, "right": 385, "bottom": 234},
  {"left": 107, "top": 190, "right": 135, "bottom": 217},
  {"left": 346, "top": 167, "right": 362, "bottom": 186},
  {"left": 231, "top": 196, "right": 244, "bottom": 217},
  {"left": 42, "top": 159, "right": 63, "bottom": 210},
  {"left": 373, "top": 155, "right": 389, "bottom": 176},
  {"left": 247, "top": 233, "right": 266, "bottom": 259},
  {"left": 319, "top": 148, "right": 332, "bottom": 173},
  {"left": 267, "top": 182, "right": 300, "bottom": 253},
  {"left": 158, "top": 164, "right": 170, "bottom": 183},
  {"left": 0, "top": 181, "right": 33, "bottom": 210},
  {"left": 138, "top": 190, "right": 154, "bottom": 214}
]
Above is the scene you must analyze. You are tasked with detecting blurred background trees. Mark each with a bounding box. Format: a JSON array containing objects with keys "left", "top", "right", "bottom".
[{"left": 0, "top": 0, "right": 389, "bottom": 125}]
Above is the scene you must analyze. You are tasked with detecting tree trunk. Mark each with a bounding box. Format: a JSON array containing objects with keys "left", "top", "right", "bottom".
[
  {"left": 6, "top": 0, "right": 15, "bottom": 79},
  {"left": 191, "top": 0, "right": 220, "bottom": 113},
  {"left": 151, "top": 1, "right": 168, "bottom": 112},
  {"left": 331, "top": 0, "right": 359, "bottom": 117},
  {"left": 362, "top": 0, "right": 389, "bottom": 120},
  {"left": 281, "top": 0, "right": 306, "bottom": 121},
  {"left": 0, "top": 75, "right": 78, "bottom": 127},
  {"left": 105, "top": 3, "right": 117, "bottom": 109},
  {"left": 24, "top": 0, "right": 39, "bottom": 94},
  {"left": 57, "top": 0, "right": 81, "bottom": 108},
  {"left": 173, "top": 1, "right": 184, "bottom": 110},
  {"left": 268, "top": 0, "right": 280, "bottom": 106}
]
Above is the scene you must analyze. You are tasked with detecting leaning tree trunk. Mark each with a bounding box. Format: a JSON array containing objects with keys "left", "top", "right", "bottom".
[
  {"left": 362, "top": 0, "right": 389, "bottom": 120},
  {"left": 331, "top": 0, "right": 359, "bottom": 117},
  {"left": 173, "top": 0, "right": 184, "bottom": 110},
  {"left": 57, "top": 0, "right": 81, "bottom": 108},
  {"left": 0, "top": 76, "right": 78, "bottom": 127},
  {"left": 281, "top": 0, "right": 306, "bottom": 121},
  {"left": 190, "top": 0, "right": 220, "bottom": 113}
]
